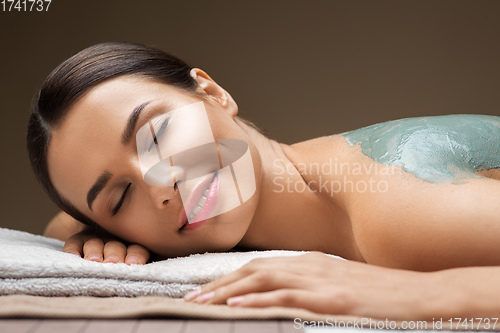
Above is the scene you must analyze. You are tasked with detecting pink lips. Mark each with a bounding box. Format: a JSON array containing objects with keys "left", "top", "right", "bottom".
[{"left": 178, "top": 171, "right": 219, "bottom": 231}]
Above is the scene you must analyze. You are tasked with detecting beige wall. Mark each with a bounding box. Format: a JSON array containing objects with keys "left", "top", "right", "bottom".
[{"left": 1, "top": 1, "right": 499, "bottom": 234}]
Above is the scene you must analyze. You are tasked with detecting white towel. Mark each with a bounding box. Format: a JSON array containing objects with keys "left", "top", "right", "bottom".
[{"left": 0, "top": 228, "right": 344, "bottom": 298}]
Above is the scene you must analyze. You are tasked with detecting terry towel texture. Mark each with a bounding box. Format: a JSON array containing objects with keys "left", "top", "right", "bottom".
[
  {"left": 1, "top": 228, "right": 490, "bottom": 330},
  {"left": 0, "top": 227, "right": 344, "bottom": 298}
]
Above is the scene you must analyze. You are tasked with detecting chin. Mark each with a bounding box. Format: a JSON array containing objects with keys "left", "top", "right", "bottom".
[{"left": 210, "top": 205, "right": 256, "bottom": 251}]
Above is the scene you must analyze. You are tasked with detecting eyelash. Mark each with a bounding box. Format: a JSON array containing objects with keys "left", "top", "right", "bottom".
[
  {"left": 148, "top": 119, "right": 169, "bottom": 152},
  {"left": 112, "top": 183, "right": 131, "bottom": 216},
  {"left": 112, "top": 117, "right": 168, "bottom": 216}
]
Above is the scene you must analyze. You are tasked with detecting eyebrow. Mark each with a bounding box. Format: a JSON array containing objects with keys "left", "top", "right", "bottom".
[
  {"left": 121, "top": 101, "right": 152, "bottom": 145},
  {"left": 86, "top": 101, "right": 154, "bottom": 211},
  {"left": 86, "top": 100, "right": 178, "bottom": 211},
  {"left": 87, "top": 171, "right": 112, "bottom": 211}
]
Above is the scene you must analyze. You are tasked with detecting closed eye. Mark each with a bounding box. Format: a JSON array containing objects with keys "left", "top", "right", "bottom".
[
  {"left": 112, "top": 183, "right": 131, "bottom": 216},
  {"left": 148, "top": 119, "right": 169, "bottom": 152}
]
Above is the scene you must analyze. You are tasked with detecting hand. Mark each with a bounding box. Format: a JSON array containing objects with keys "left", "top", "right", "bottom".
[
  {"left": 183, "top": 251, "right": 441, "bottom": 321},
  {"left": 62, "top": 229, "right": 150, "bottom": 265}
]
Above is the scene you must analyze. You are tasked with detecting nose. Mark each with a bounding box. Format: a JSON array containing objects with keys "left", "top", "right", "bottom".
[
  {"left": 148, "top": 183, "right": 177, "bottom": 209},
  {"left": 146, "top": 164, "right": 186, "bottom": 209}
]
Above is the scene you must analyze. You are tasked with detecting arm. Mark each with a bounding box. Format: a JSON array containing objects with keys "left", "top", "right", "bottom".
[
  {"left": 184, "top": 172, "right": 500, "bottom": 319},
  {"left": 349, "top": 174, "right": 500, "bottom": 271},
  {"left": 185, "top": 252, "right": 500, "bottom": 321},
  {"left": 44, "top": 211, "right": 85, "bottom": 241},
  {"left": 45, "top": 211, "right": 150, "bottom": 265}
]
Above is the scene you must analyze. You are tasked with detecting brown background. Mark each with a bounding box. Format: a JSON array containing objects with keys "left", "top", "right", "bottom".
[{"left": 0, "top": 0, "right": 499, "bottom": 235}]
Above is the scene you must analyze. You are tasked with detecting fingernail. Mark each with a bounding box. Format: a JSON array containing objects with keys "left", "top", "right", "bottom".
[
  {"left": 227, "top": 296, "right": 245, "bottom": 306},
  {"left": 125, "top": 256, "right": 139, "bottom": 265},
  {"left": 86, "top": 254, "right": 101, "bottom": 261},
  {"left": 194, "top": 291, "right": 214, "bottom": 303},
  {"left": 184, "top": 288, "right": 201, "bottom": 301},
  {"left": 103, "top": 256, "right": 120, "bottom": 263}
]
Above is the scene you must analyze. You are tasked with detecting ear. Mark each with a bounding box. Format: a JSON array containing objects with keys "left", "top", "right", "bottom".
[{"left": 190, "top": 68, "right": 238, "bottom": 118}]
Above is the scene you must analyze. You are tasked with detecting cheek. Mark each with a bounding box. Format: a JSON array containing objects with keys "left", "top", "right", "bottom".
[
  {"left": 103, "top": 196, "right": 189, "bottom": 256},
  {"left": 101, "top": 196, "right": 160, "bottom": 245}
]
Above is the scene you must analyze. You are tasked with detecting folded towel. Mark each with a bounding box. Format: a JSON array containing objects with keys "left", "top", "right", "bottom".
[{"left": 0, "top": 228, "right": 344, "bottom": 298}]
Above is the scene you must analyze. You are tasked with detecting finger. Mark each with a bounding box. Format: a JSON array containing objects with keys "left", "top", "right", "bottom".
[
  {"left": 103, "top": 241, "right": 127, "bottom": 263},
  {"left": 192, "top": 257, "right": 282, "bottom": 296},
  {"left": 125, "top": 244, "right": 150, "bottom": 265},
  {"left": 188, "top": 253, "right": 322, "bottom": 299},
  {"left": 62, "top": 234, "right": 85, "bottom": 257},
  {"left": 194, "top": 270, "right": 312, "bottom": 305},
  {"left": 226, "top": 289, "right": 331, "bottom": 314},
  {"left": 82, "top": 238, "right": 105, "bottom": 262}
]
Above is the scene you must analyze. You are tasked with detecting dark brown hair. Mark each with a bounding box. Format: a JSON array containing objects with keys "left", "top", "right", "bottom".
[{"left": 27, "top": 42, "right": 264, "bottom": 230}]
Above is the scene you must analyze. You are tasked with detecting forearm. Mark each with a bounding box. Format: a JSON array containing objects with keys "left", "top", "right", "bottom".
[
  {"left": 185, "top": 252, "right": 500, "bottom": 323},
  {"left": 423, "top": 266, "right": 500, "bottom": 319},
  {"left": 44, "top": 211, "right": 84, "bottom": 241}
]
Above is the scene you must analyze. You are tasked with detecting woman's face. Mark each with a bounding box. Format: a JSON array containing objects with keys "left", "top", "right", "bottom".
[{"left": 47, "top": 74, "right": 262, "bottom": 257}]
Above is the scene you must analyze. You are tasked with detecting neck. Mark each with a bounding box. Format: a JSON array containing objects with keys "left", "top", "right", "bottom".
[{"left": 234, "top": 118, "right": 363, "bottom": 261}]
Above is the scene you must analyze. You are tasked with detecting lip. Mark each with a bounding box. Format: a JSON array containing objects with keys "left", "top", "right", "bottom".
[{"left": 178, "top": 171, "right": 219, "bottom": 231}]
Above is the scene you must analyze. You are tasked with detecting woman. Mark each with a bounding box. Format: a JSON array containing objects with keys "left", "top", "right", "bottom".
[{"left": 28, "top": 42, "right": 500, "bottom": 321}]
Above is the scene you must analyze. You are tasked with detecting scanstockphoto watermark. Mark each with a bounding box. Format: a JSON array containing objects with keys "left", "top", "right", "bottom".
[
  {"left": 272, "top": 158, "right": 401, "bottom": 195},
  {"left": 294, "top": 317, "right": 428, "bottom": 330},
  {"left": 293, "top": 317, "right": 499, "bottom": 330}
]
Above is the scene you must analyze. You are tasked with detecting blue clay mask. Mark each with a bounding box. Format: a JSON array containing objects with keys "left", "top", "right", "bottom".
[{"left": 338, "top": 114, "right": 500, "bottom": 183}]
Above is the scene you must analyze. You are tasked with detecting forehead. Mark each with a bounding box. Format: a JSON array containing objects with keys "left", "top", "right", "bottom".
[{"left": 46, "top": 76, "right": 199, "bottom": 212}]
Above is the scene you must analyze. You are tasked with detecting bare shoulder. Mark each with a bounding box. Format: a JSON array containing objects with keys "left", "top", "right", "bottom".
[
  {"left": 279, "top": 132, "right": 500, "bottom": 270},
  {"left": 337, "top": 136, "right": 500, "bottom": 271}
]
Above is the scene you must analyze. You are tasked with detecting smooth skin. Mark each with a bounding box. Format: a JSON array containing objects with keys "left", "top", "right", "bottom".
[
  {"left": 44, "top": 69, "right": 500, "bottom": 320},
  {"left": 185, "top": 252, "right": 500, "bottom": 321}
]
